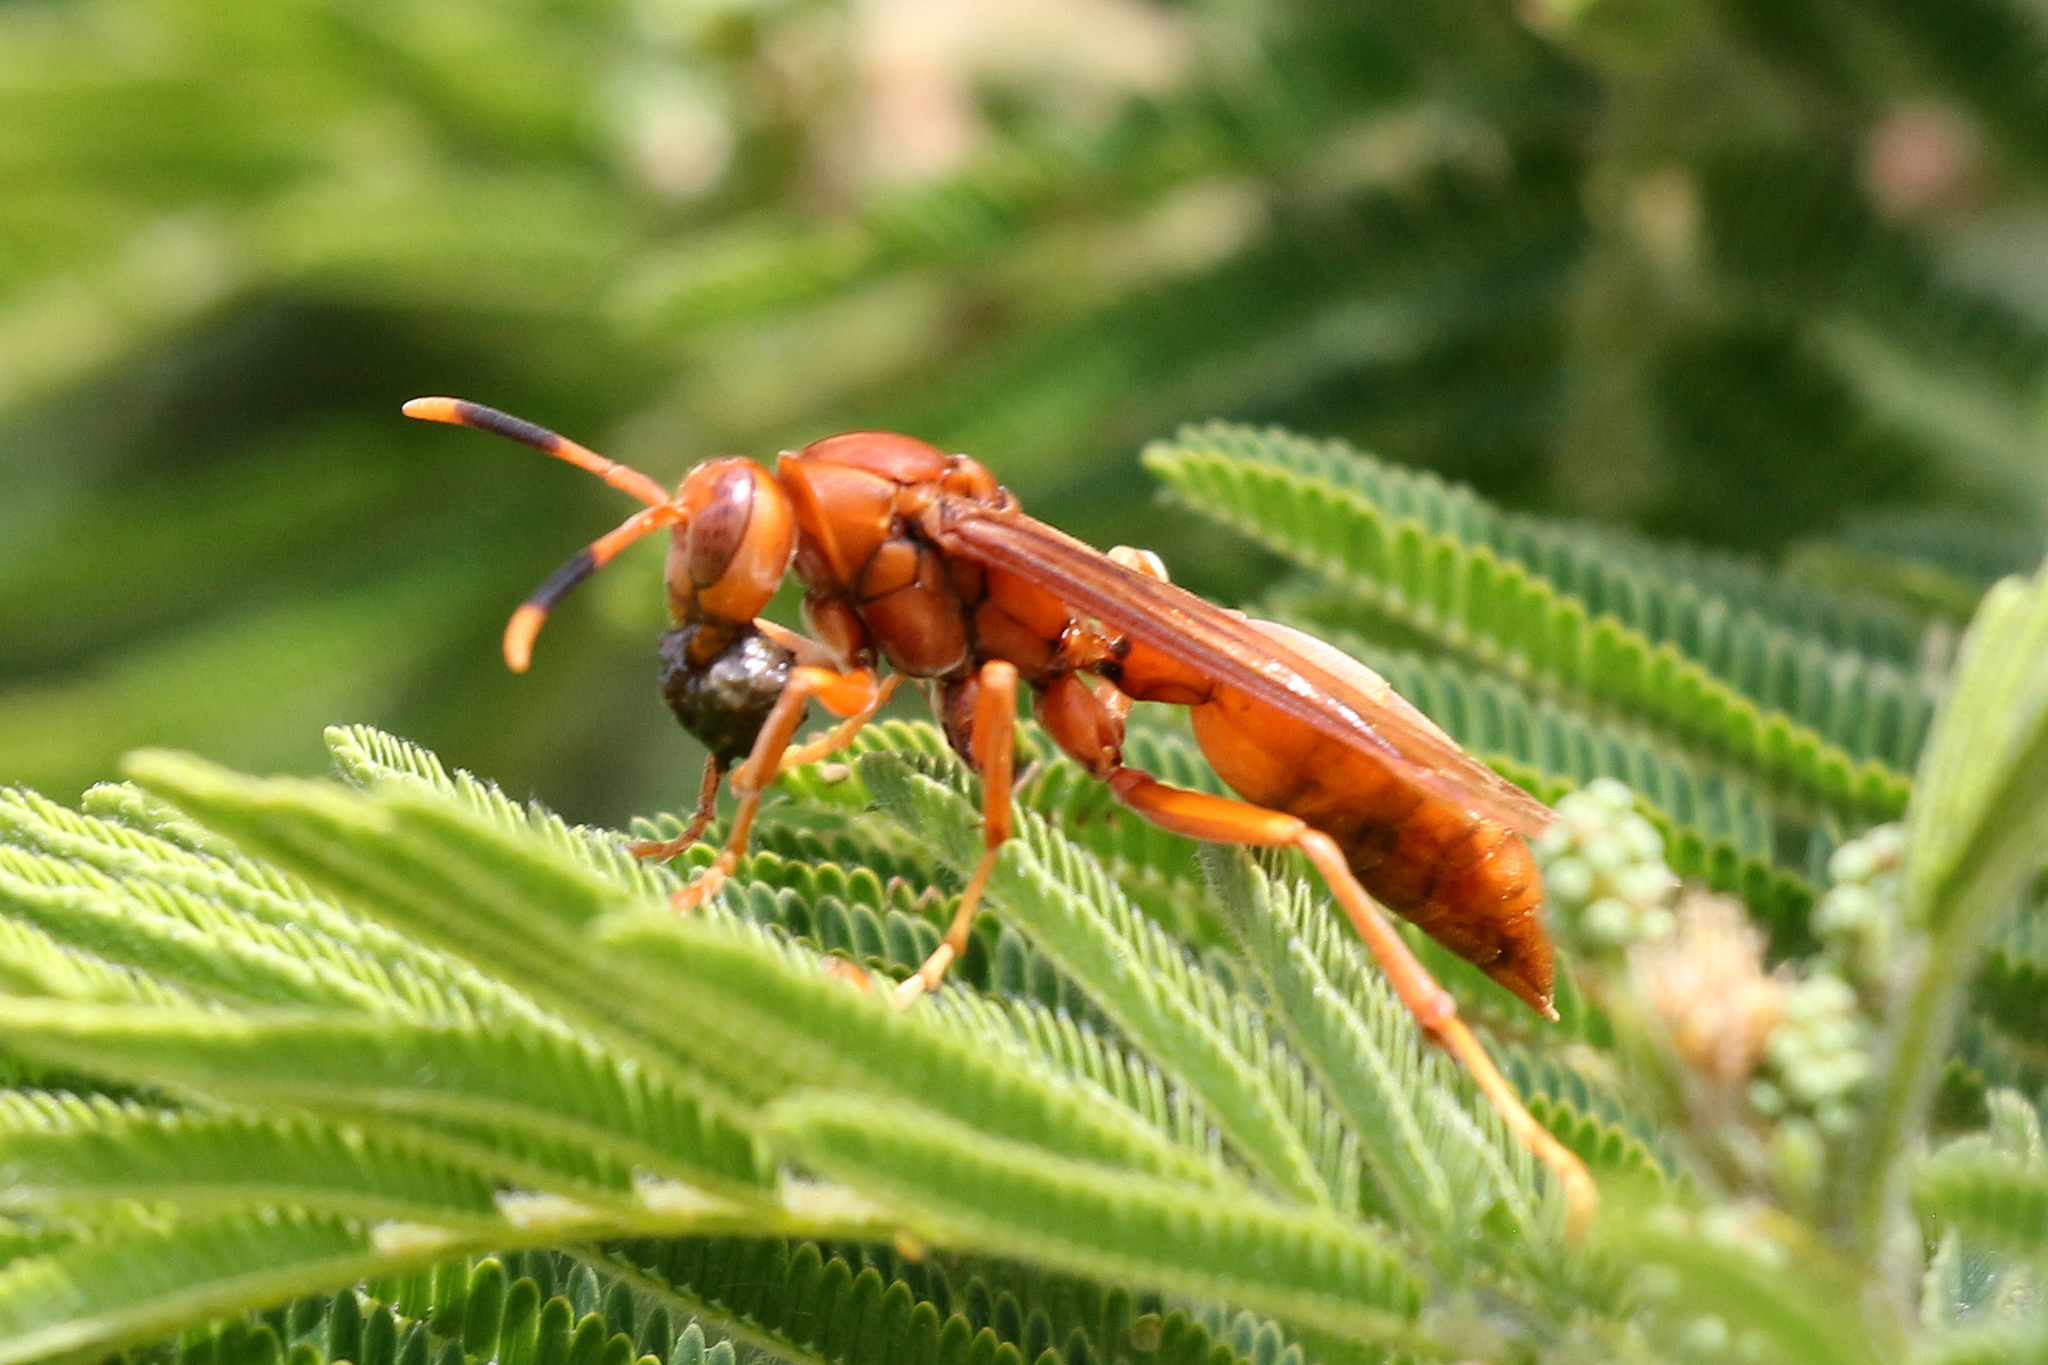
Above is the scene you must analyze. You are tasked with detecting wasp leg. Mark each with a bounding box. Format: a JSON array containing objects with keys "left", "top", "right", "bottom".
[
  {"left": 891, "top": 659, "right": 1017, "bottom": 1008},
  {"left": 1103, "top": 766, "right": 1598, "bottom": 1236},
  {"left": 779, "top": 673, "right": 905, "bottom": 773},
  {"left": 628, "top": 754, "right": 726, "bottom": 862},
  {"left": 754, "top": 618, "right": 846, "bottom": 670},
  {"left": 672, "top": 666, "right": 885, "bottom": 912},
  {"left": 750, "top": 617, "right": 897, "bottom": 772},
  {"left": 821, "top": 957, "right": 874, "bottom": 993}
]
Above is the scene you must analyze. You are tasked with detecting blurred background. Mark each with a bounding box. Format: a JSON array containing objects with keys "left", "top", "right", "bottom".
[{"left": 2, "top": 0, "right": 2046, "bottom": 825}]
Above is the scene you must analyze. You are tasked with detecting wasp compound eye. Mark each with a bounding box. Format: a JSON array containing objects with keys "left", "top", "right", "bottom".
[{"left": 657, "top": 622, "right": 795, "bottom": 763}]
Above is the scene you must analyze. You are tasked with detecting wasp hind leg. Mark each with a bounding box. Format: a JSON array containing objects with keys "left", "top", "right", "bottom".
[{"left": 1103, "top": 766, "right": 1598, "bottom": 1236}]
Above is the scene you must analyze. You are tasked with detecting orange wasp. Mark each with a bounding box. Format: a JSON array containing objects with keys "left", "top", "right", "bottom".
[{"left": 405, "top": 397, "right": 1596, "bottom": 1227}]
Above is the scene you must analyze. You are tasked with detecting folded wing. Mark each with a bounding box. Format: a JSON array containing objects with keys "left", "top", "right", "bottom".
[{"left": 945, "top": 507, "right": 1555, "bottom": 838}]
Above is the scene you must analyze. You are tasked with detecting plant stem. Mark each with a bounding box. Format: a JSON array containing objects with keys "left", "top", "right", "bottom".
[{"left": 1847, "top": 826, "right": 2048, "bottom": 1272}]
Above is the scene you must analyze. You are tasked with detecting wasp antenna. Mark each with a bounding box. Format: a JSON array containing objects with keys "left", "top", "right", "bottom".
[
  {"left": 501, "top": 503, "right": 684, "bottom": 671},
  {"left": 503, "top": 606, "right": 546, "bottom": 673},
  {"left": 403, "top": 396, "right": 673, "bottom": 509},
  {"left": 503, "top": 553, "right": 594, "bottom": 672}
]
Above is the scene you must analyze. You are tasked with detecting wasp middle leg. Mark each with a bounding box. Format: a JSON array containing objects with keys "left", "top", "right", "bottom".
[{"left": 891, "top": 659, "right": 1019, "bottom": 1008}]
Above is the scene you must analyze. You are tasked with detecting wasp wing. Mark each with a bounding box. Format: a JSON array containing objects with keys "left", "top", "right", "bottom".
[{"left": 945, "top": 508, "right": 1555, "bottom": 838}]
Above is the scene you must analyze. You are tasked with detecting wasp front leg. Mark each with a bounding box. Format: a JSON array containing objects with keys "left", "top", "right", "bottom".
[
  {"left": 778, "top": 674, "right": 905, "bottom": 773},
  {"left": 744, "top": 618, "right": 909, "bottom": 772},
  {"left": 635, "top": 617, "right": 889, "bottom": 868},
  {"left": 628, "top": 754, "right": 726, "bottom": 862},
  {"left": 671, "top": 665, "right": 888, "bottom": 912}
]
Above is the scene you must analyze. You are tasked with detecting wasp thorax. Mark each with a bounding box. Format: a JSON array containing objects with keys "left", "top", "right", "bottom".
[{"left": 667, "top": 458, "right": 796, "bottom": 626}]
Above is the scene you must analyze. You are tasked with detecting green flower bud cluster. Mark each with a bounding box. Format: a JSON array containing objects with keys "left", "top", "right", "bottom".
[
  {"left": 1749, "top": 824, "right": 1903, "bottom": 1138},
  {"left": 1751, "top": 974, "right": 1870, "bottom": 1136},
  {"left": 1535, "top": 777, "right": 1679, "bottom": 953},
  {"left": 1809, "top": 823, "right": 1906, "bottom": 994}
]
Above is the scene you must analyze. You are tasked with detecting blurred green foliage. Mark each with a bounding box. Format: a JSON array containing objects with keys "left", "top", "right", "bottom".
[{"left": 3, "top": 0, "right": 2046, "bottom": 821}]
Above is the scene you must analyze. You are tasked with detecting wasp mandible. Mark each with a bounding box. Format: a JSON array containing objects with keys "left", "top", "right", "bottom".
[{"left": 405, "top": 397, "right": 1596, "bottom": 1229}]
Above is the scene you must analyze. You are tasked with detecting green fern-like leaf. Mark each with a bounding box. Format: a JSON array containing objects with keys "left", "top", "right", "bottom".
[
  {"left": 933, "top": 992, "right": 1223, "bottom": 1164},
  {"left": 587, "top": 908, "right": 1228, "bottom": 1193},
  {"left": 0, "top": 1211, "right": 384, "bottom": 1365},
  {"left": 0, "top": 840, "right": 393, "bottom": 1013},
  {"left": 1012, "top": 727, "right": 1228, "bottom": 945},
  {"left": 1204, "top": 849, "right": 1547, "bottom": 1246},
  {"left": 763, "top": 1093, "right": 1425, "bottom": 1341},
  {"left": 1916, "top": 1142, "right": 2048, "bottom": 1258},
  {"left": 0, "top": 897, "right": 195, "bottom": 1009},
  {"left": 0, "top": 787, "right": 526, "bottom": 1027},
  {"left": 0, "top": 1094, "right": 505, "bottom": 1230},
  {"left": 117, "top": 752, "right": 753, "bottom": 1107},
  {"left": 1497, "top": 1049, "right": 1673, "bottom": 1186},
  {"left": 856, "top": 745, "right": 1331, "bottom": 1206},
  {"left": 324, "top": 727, "right": 674, "bottom": 903},
  {"left": 2, "top": 657, "right": 2018, "bottom": 1365},
  {"left": 1968, "top": 887, "right": 2048, "bottom": 1049},
  {"left": 598, "top": 1236, "right": 1278, "bottom": 1365},
  {"left": 772, "top": 715, "right": 1227, "bottom": 952},
  {"left": 1902, "top": 564, "right": 2048, "bottom": 936},
  {"left": 134, "top": 748, "right": 1236, "bottom": 1201},
  {"left": 0, "top": 1003, "right": 772, "bottom": 1209}
]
